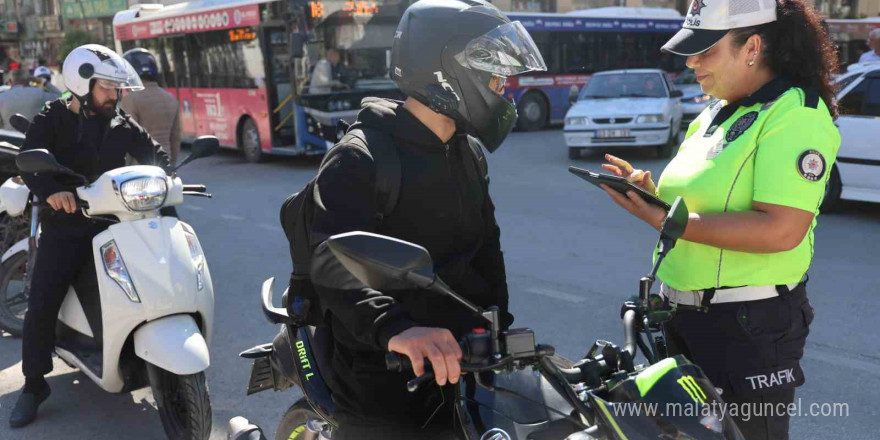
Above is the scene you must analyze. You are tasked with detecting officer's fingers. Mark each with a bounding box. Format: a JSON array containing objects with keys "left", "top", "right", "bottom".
[
  {"left": 600, "top": 164, "right": 624, "bottom": 177},
  {"left": 440, "top": 330, "right": 462, "bottom": 361},
  {"left": 643, "top": 171, "right": 657, "bottom": 194},
  {"left": 605, "top": 154, "right": 633, "bottom": 174},
  {"left": 423, "top": 343, "right": 448, "bottom": 386},
  {"left": 46, "top": 196, "right": 60, "bottom": 211},
  {"left": 602, "top": 185, "right": 636, "bottom": 213}
]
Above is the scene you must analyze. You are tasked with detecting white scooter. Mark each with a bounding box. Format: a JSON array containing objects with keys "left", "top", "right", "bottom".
[{"left": 13, "top": 137, "right": 219, "bottom": 440}]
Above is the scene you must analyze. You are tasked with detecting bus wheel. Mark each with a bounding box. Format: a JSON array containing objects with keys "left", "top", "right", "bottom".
[
  {"left": 516, "top": 93, "right": 548, "bottom": 131},
  {"left": 239, "top": 118, "right": 264, "bottom": 163}
]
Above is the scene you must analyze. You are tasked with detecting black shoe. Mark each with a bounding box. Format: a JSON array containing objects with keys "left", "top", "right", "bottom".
[{"left": 9, "top": 387, "right": 50, "bottom": 428}]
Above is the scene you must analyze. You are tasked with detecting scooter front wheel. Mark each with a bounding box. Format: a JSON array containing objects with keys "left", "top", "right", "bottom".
[
  {"left": 0, "top": 250, "right": 29, "bottom": 337},
  {"left": 147, "top": 362, "right": 212, "bottom": 440},
  {"left": 275, "top": 399, "right": 329, "bottom": 440}
]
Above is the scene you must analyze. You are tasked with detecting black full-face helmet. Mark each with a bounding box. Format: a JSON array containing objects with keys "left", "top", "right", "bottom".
[{"left": 390, "top": 0, "right": 546, "bottom": 152}]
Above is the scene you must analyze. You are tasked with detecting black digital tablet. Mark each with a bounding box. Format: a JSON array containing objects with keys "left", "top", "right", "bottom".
[{"left": 568, "top": 166, "right": 671, "bottom": 211}]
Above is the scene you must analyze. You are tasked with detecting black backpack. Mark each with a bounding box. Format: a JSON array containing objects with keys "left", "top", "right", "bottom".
[{"left": 279, "top": 123, "right": 489, "bottom": 328}]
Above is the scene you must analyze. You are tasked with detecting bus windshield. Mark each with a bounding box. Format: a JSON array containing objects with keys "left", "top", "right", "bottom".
[{"left": 301, "top": 0, "right": 409, "bottom": 94}]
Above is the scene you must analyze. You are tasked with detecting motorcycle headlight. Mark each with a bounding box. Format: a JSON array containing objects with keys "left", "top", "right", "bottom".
[
  {"left": 566, "top": 117, "right": 590, "bottom": 126},
  {"left": 637, "top": 114, "right": 666, "bottom": 124},
  {"left": 184, "top": 231, "right": 205, "bottom": 291},
  {"left": 101, "top": 241, "right": 139, "bottom": 302},
  {"left": 119, "top": 176, "right": 167, "bottom": 212}
]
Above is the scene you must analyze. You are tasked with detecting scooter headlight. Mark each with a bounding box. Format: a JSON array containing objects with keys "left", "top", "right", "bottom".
[
  {"left": 184, "top": 231, "right": 205, "bottom": 291},
  {"left": 119, "top": 176, "right": 167, "bottom": 212},
  {"left": 101, "top": 241, "right": 140, "bottom": 302}
]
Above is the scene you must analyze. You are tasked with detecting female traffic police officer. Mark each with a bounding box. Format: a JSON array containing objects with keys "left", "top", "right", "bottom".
[{"left": 600, "top": 0, "right": 838, "bottom": 438}]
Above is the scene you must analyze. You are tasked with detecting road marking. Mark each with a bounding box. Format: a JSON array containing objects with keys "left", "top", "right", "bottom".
[
  {"left": 257, "top": 223, "right": 283, "bottom": 232},
  {"left": 181, "top": 205, "right": 204, "bottom": 211},
  {"left": 220, "top": 214, "right": 245, "bottom": 221},
  {"left": 525, "top": 287, "right": 585, "bottom": 303}
]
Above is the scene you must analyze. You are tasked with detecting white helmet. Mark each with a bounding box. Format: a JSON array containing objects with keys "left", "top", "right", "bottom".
[
  {"left": 62, "top": 44, "right": 143, "bottom": 99},
  {"left": 34, "top": 66, "right": 51, "bottom": 79}
]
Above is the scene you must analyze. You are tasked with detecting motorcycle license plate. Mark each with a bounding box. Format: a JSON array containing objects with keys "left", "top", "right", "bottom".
[{"left": 597, "top": 129, "right": 630, "bottom": 138}]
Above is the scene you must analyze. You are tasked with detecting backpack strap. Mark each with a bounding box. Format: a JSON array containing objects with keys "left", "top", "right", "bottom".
[{"left": 340, "top": 126, "right": 401, "bottom": 224}]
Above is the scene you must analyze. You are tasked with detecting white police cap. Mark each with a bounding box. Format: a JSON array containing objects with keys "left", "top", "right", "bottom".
[{"left": 662, "top": 0, "right": 778, "bottom": 56}]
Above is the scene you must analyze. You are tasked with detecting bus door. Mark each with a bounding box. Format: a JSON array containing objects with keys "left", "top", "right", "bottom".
[
  {"left": 264, "top": 27, "right": 295, "bottom": 146},
  {"left": 170, "top": 36, "right": 197, "bottom": 139}
]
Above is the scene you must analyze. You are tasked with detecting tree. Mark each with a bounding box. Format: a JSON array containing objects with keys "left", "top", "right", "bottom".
[{"left": 58, "top": 30, "right": 95, "bottom": 70}]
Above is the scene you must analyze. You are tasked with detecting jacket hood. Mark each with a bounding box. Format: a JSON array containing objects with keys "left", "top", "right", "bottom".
[{"left": 355, "top": 97, "right": 447, "bottom": 151}]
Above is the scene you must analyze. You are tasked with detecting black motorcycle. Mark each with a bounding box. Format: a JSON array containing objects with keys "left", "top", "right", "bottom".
[{"left": 231, "top": 197, "right": 745, "bottom": 440}]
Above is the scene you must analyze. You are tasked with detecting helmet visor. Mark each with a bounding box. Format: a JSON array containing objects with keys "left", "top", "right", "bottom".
[
  {"left": 93, "top": 59, "right": 144, "bottom": 91},
  {"left": 458, "top": 21, "right": 547, "bottom": 77}
]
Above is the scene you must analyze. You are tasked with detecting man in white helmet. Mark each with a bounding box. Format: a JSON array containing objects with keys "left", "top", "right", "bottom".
[{"left": 8, "top": 44, "right": 170, "bottom": 429}]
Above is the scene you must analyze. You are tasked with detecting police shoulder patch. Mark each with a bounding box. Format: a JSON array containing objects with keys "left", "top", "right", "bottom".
[
  {"left": 725, "top": 111, "right": 758, "bottom": 143},
  {"left": 797, "top": 150, "right": 826, "bottom": 182}
]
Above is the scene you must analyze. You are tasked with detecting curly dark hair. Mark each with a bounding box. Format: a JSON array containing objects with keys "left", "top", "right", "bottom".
[{"left": 729, "top": 0, "right": 840, "bottom": 118}]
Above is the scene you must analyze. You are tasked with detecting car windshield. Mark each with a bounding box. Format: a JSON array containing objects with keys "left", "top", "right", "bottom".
[{"left": 579, "top": 73, "right": 668, "bottom": 99}]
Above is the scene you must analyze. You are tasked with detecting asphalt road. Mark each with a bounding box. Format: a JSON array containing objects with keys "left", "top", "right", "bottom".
[{"left": 1, "top": 129, "right": 878, "bottom": 439}]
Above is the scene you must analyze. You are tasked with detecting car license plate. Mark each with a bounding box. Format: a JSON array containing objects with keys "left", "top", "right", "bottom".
[{"left": 597, "top": 129, "right": 630, "bottom": 138}]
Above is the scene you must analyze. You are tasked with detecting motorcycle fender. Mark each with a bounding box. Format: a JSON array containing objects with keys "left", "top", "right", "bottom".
[
  {"left": 2, "top": 237, "right": 28, "bottom": 262},
  {"left": 134, "top": 314, "right": 209, "bottom": 375}
]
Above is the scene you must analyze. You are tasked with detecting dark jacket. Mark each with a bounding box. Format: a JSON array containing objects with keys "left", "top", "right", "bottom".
[
  {"left": 20, "top": 98, "right": 170, "bottom": 229},
  {"left": 309, "top": 98, "right": 509, "bottom": 424}
]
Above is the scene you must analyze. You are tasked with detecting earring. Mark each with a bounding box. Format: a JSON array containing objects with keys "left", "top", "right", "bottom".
[{"left": 749, "top": 59, "right": 755, "bottom": 66}]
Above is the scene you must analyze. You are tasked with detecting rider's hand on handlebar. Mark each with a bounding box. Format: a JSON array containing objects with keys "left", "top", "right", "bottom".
[
  {"left": 388, "top": 327, "right": 462, "bottom": 386},
  {"left": 601, "top": 154, "right": 657, "bottom": 195},
  {"left": 47, "top": 191, "right": 77, "bottom": 214}
]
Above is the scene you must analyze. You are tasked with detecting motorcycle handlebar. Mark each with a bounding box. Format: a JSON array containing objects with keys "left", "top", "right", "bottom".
[
  {"left": 182, "top": 184, "right": 207, "bottom": 192},
  {"left": 35, "top": 199, "right": 89, "bottom": 210}
]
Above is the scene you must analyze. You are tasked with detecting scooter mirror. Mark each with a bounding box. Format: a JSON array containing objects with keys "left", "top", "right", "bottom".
[
  {"left": 190, "top": 135, "right": 220, "bottom": 159},
  {"left": 174, "top": 136, "right": 220, "bottom": 172},
  {"left": 326, "top": 231, "right": 436, "bottom": 291},
  {"left": 661, "top": 196, "right": 689, "bottom": 241},
  {"left": 9, "top": 113, "right": 30, "bottom": 134}
]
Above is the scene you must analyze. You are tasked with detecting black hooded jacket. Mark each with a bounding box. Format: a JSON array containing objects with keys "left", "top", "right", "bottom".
[
  {"left": 20, "top": 98, "right": 170, "bottom": 230},
  {"left": 309, "top": 98, "right": 509, "bottom": 422}
]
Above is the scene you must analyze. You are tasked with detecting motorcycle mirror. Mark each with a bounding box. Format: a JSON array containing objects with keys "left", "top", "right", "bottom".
[
  {"left": 16, "top": 149, "right": 86, "bottom": 184},
  {"left": 174, "top": 136, "right": 219, "bottom": 172},
  {"left": 660, "top": 197, "right": 689, "bottom": 242},
  {"left": 9, "top": 114, "right": 30, "bottom": 134},
  {"left": 326, "top": 231, "right": 436, "bottom": 290}
]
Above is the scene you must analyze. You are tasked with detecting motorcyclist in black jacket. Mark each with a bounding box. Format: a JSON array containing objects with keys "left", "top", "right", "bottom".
[
  {"left": 9, "top": 44, "right": 170, "bottom": 429},
  {"left": 307, "top": 1, "right": 547, "bottom": 438}
]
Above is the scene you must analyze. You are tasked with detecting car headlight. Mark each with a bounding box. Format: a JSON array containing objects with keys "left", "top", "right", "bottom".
[
  {"left": 637, "top": 114, "right": 666, "bottom": 124},
  {"left": 101, "top": 241, "right": 139, "bottom": 302},
  {"left": 566, "top": 117, "right": 590, "bottom": 126},
  {"left": 682, "top": 94, "right": 711, "bottom": 104},
  {"left": 120, "top": 176, "right": 167, "bottom": 212},
  {"left": 184, "top": 231, "right": 205, "bottom": 291}
]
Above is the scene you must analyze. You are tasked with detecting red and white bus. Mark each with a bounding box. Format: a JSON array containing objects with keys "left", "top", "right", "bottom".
[{"left": 114, "top": 0, "right": 407, "bottom": 162}]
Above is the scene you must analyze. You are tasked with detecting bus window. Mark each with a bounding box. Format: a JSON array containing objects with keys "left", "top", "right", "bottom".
[{"left": 189, "top": 28, "right": 265, "bottom": 89}]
